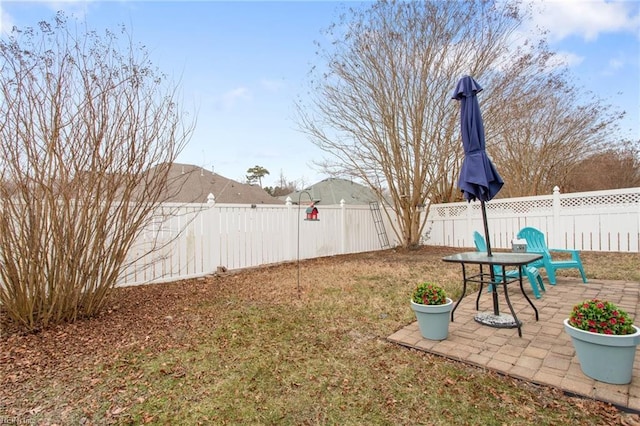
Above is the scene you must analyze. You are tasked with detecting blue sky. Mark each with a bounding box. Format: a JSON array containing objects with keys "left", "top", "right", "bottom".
[{"left": 1, "top": 1, "right": 638, "bottom": 188}]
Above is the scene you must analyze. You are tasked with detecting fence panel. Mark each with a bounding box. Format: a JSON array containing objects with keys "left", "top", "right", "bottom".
[
  {"left": 121, "top": 201, "right": 396, "bottom": 286},
  {"left": 559, "top": 190, "right": 640, "bottom": 252},
  {"left": 344, "top": 205, "right": 381, "bottom": 253},
  {"left": 423, "top": 187, "right": 640, "bottom": 253},
  {"left": 119, "top": 203, "right": 213, "bottom": 286}
]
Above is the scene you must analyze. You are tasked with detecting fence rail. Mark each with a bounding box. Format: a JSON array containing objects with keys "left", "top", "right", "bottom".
[{"left": 423, "top": 186, "right": 640, "bottom": 253}]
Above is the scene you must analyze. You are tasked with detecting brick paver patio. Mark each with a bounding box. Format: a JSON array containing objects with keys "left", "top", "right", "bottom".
[{"left": 388, "top": 277, "right": 640, "bottom": 411}]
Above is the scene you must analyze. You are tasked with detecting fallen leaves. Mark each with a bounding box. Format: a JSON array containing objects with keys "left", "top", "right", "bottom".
[{"left": 1, "top": 247, "right": 638, "bottom": 424}]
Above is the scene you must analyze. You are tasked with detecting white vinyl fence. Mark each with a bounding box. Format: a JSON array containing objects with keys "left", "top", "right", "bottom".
[
  {"left": 121, "top": 186, "right": 639, "bottom": 287},
  {"left": 120, "top": 199, "right": 400, "bottom": 286},
  {"left": 423, "top": 186, "right": 640, "bottom": 253}
]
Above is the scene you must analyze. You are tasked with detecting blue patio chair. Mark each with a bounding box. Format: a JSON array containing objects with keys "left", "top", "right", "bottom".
[
  {"left": 516, "top": 227, "right": 587, "bottom": 285},
  {"left": 473, "top": 231, "right": 545, "bottom": 299}
]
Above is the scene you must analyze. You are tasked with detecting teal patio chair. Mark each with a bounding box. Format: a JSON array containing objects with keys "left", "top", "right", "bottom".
[
  {"left": 516, "top": 227, "right": 587, "bottom": 285},
  {"left": 472, "top": 231, "right": 545, "bottom": 299}
]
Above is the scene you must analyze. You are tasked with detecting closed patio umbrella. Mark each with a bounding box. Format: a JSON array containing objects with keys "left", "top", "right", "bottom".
[{"left": 452, "top": 75, "right": 503, "bottom": 256}]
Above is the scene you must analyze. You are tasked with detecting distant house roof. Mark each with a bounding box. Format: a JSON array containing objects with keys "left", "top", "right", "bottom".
[
  {"left": 157, "top": 163, "right": 284, "bottom": 204},
  {"left": 281, "top": 177, "right": 381, "bottom": 205}
]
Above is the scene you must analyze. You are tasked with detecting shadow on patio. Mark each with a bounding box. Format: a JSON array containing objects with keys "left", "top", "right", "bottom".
[{"left": 388, "top": 277, "right": 640, "bottom": 412}]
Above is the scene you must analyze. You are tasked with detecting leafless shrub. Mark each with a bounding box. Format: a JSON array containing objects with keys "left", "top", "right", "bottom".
[{"left": 0, "top": 12, "right": 194, "bottom": 331}]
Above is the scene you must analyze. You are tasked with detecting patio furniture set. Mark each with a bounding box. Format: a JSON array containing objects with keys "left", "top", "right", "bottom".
[{"left": 443, "top": 226, "right": 588, "bottom": 337}]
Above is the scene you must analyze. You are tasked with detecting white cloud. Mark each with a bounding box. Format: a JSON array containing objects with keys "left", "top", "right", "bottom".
[
  {"left": 600, "top": 54, "right": 629, "bottom": 75},
  {"left": 221, "top": 87, "right": 252, "bottom": 108},
  {"left": 260, "top": 78, "right": 285, "bottom": 93},
  {"left": 608, "top": 58, "right": 624, "bottom": 71},
  {"left": 529, "top": 0, "right": 640, "bottom": 42},
  {"left": 1, "top": 0, "right": 97, "bottom": 35},
  {"left": 549, "top": 50, "right": 584, "bottom": 68},
  {"left": 0, "top": 5, "right": 15, "bottom": 35}
]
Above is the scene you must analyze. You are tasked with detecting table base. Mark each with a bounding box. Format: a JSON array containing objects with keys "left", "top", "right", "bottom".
[{"left": 474, "top": 312, "right": 522, "bottom": 329}]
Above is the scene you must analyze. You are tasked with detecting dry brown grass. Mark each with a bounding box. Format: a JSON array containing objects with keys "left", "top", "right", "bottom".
[{"left": 1, "top": 245, "right": 638, "bottom": 425}]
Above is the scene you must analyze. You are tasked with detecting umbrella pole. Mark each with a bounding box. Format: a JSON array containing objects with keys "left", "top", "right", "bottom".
[
  {"left": 481, "top": 201, "right": 492, "bottom": 257},
  {"left": 481, "top": 200, "right": 499, "bottom": 316}
]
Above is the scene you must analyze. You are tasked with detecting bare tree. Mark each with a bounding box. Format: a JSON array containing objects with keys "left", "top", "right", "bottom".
[
  {"left": 297, "top": 0, "right": 525, "bottom": 247},
  {"left": 482, "top": 50, "right": 625, "bottom": 197},
  {"left": 0, "top": 13, "right": 194, "bottom": 331},
  {"left": 265, "top": 169, "right": 299, "bottom": 197},
  {"left": 297, "top": 0, "right": 626, "bottom": 247},
  {"left": 564, "top": 140, "right": 640, "bottom": 192}
]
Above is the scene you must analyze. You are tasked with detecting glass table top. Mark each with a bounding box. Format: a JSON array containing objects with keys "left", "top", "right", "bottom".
[{"left": 442, "top": 251, "right": 543, "bottom": 266}]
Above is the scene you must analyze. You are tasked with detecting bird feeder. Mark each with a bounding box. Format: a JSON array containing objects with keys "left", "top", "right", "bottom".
[{"left": 305, "top": 203, "right": 319, "bottom": 221}]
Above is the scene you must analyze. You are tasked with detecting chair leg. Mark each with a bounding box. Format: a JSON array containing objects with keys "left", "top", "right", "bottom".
[
  {"left": 536, "top": 274, "right": 545, "bottom": 292},
  {"left": 546, "top": 267, "right": 557, "bottom": 285},
  {"left": 524, "top": 269, "right": 541, "bottom": 299},
  {"left": 578, "top": 264, "right": 588, "bottom": 283}
]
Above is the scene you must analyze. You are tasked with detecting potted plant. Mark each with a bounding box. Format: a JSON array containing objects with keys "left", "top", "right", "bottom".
[
  {"left": 564, "top": 298, "right": 640, "bottom": 384},
  {"left": 410, "top": 282, "right": 453, "bottom": 341}
]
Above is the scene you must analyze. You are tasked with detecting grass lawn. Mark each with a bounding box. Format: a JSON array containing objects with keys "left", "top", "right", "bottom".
[{"left": 1, "top": 245, "right": 639, "bottom": 425}]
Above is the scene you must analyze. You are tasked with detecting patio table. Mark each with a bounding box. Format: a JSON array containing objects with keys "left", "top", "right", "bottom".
[{"left": 442, "top": 251, "right": 543, "bottom": 337}]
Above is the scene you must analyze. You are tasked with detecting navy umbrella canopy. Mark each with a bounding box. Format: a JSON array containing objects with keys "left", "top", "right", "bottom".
[
  {"left": 453, "top": 76, "right": 503, "bottom": 202},
  {"left": 452, "top": 75, "right": 503, "bottom": 255}
]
